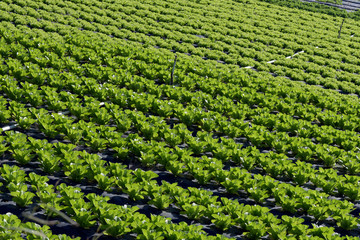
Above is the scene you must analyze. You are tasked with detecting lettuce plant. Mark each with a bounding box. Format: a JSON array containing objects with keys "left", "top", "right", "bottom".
[
  {"left": 162, "top": 227, "right": 187, "bottom": 240},
  {"left": 198, "top": 134, "right": 218, "bottom": 153},
  {"left": 139, "top": 151, "right": 156, "bottom": 168},
  {"left": 294, "top": 146, "right": 313, "bottom": 162},
  {"left": 175, "top": 109, "right": 196, "bottom": 127},
  {"left": 129, "top": 135, "right": 150, "bottom": 156},
  {"left": 15, "top": 113, "right": 36, "bottom": 130},
  {"left": 210, "top": 168, "right": 228, "bottom": 184},
  {"left": 28, "top": 172, "right": 49, "bottom": 190},
  {"left": 28, "top": 138, "right": 52, "bottom": 151},
  {"left": 276, "top": 193, "right": 299, "bottom": 214},
  {"left": 14, "top": 104, "right": 36, "bottom": 124},
  {"left": 69, "top": 199, "right": 96, "bottom": 228},
  {"left": 0, "top": 164, "right": 26, "bottom": 184},
  {"left": 262, "top": 159, "right": 285, "bottom": 178},
  {"left": 211, "top": 213, "right": 233, "bottom": 231},
  {"left": 212, "top": 144, "right": 231, "bottom": 162},
  {"left": 281, "top": 215, "right": 308, "bottom": 236},
  {"left": 11, "top": 147, "right": 33, "bottom": 165},
  {"left": 341, "top": 157, "right": 360, "bottom": 175},
  {"left": 308, "top": 205, "right": 329, "bottom": 221},
  {"left": 63, "top": 124, "right": 83, "bottom": 144},
  {"left": 7, "top": 182, "right": 24, "bottom": 192},
  {"left": 162, "top": 184, "right": 188, "bottom": 204},
  {"left": 319, "top": 152, "right": 337, "bottom": 168},
  {"left": 94, "top": 173, "right": 114, "bottom": 191},
  {"left": 234, "top": 154, "right": 256, "bottom": 170},
  {"left": 64, "top": 163, "right": 89, "bottom": 183},
  {"left": 124, "top": 183, "right": 145, "bottom": 201},
  {"left": 133, "top": 169, "right": 158, "bottom": 183},
  {"left": 36, "top": 183, "right": 60, "bottom": 204},
  {"left": 272, "top": 139, "right": 289, "bottom": 153},
  {"left": 113, "top": 146, "right": 129, "bottom": 160},
  {"left": 267, "top": 223, "right": 287, "bottom": 240},
  {"left": 222, "top": 179, "right": 242, "bottom": 195},
  {"left": 59, "top": 150, "right": 80, "bottom": 169},
  {"left": 138, "top": 229, "right": 164, "bottom": 240},
  {"left": 153, "top": 148, "right": 175, "bottom": 166},
  {"left": 320, "top": 179, "right": 337, "bottom": 195},
  {"left": 52, "top": 113, "right": 73, "bottom": 126},
  {"left": 42, "top": 86, "right": 66, "bottom": 112},
  {"left": 149, "top": 193, "right": 173, "bottom": 210},
  {"left": 181, "top": 203, "right": 206, "bottom": 220},
  {"left": 262, "top": 175, "right": 279, "bottom": 192},
  {"left": 247, "top": 187, "right": 269, "bottom": 204},
  {"left": 10, "top": 184, "right": 35, "bottom": 207},
  {"left": 166, "top": 159, "right": 186, "bottom": 176},
  {"left": 187, "top": 137, "right": 206, "bottom": 155},
  {"left": 57, "top": 184, "right": 84, "bottom": 207},
  {"left": 86, "top": 136, "right": 107, "bottom": 152},
  {"left": 200, "top": 117, "right": 217, "bottom": 132},
  {"left": 299, "top": 195, "right": 316, "bottom": 212},
  {"left": 244, "top": 221, "right": 266, "bottom": 240},
  {"left": 163, "top": 131, "right": 182, "bottom": 148},
  {"left": 91, "top": 107, "right": 111, "bottom": 125},
  {"left": 38, "top": 191, "right": 64, "bottom": 217},
  {"left": 0, "top": 213, "right": 23, "bottom": 238},
  {"left": 205, "top": 204, "right": 224, "bottom": 219},
  {"left": 113, "top": 113, "right": 132, "bottom": 132},
  {"left": 25, "top": 89, "right": 43, "bottom": 107},
  {"left": 288, "top": 160, "right": 312, "bottom": 184},
  {"left": 114, "top": 172, "right": 134, "bottom": 191},
  {"left": 341, "top": 139, "right": 357, "bottom": 151},
  {"left": 154, "top": 100, "right": 173, "bottom": 117},
  {"left": 37, "top": 149, "right": 61, "bottom": 173},
  {"left": 344, "top": 183, "right": 360, "bottom": 201},
  {"left": 68, "top": 104, "right": 89, "bottom": 120},
  {"left": 6, "top": 131, "right": 27, "bottom": 150},
  {"left": 102, "top": 216, "right": 131, "bottom": 237},
  {"left": 141, "top": 181, "right": 160, "bottom": 200},
  {"left": 175, "top": 194, "right": 196, "bottom": 208},
  {"left": 37, "top": 114, "right": 59, "bottom": 138},
  {"left": 221, "top": 198, "right": 243, "bottom": 219},
  {"left": 2, "top": 77, "right": 24, "bottom": 101},
  {"left": 188, "top": 187, "right": 217, "bottom": 207},
  {"left": 86, "top": 193, "right": 110, "bottom": 214},
  {"left": 192, "top": 168, "right": 211, "bottom": 185},
  {"left": 0, "top": 108, "right": 10, "bottom": 123},
  {"left": 333, "top": 214, "right": 358, "bottom": 230},
  {"left": 173, "top": 124, "right": 192, "bottom": 142},
  {"left": 139, "top": 122, "right": 159, "bottom": 140},
  {"left": 308, "top": 225, "right": 338, "bottom": 239}
]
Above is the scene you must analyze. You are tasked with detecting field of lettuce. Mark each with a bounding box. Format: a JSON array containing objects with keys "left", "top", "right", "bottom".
[{"left": 1, "top": 0, "right": 360, "bottom": 239}]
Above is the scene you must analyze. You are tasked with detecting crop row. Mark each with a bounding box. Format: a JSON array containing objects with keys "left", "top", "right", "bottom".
[
  {"left": 0, "top": 165, "right": 229, "bottom": 240},
  {"left": 1, "top": 0, "right": 360, "bottom": 238},
  {"left": 1, "top": 24, "right": 360, "bottom": 130},
  {"left": 2, "top": 0, "right": 360, "bottom": 89},
  {"left": 2, "top": 8, "right": 360, "bottom": 105},
  {"left": 2, "top": 30, "right": 360, "bottom": 173},
  {"left": 0, "top": 80, "right": 359, "bottom": 197},
  {"left": 1, "top": 131, "right": 358, "bottom": 239},
  {"left": 1, "top": 72, "right": 360, "bottom": 231},
  {"left": 0, "top": 65, "right": 360, "bottom": 234},
  {"left": 5, "top": 26, "right": 360, "bottom": 180}
]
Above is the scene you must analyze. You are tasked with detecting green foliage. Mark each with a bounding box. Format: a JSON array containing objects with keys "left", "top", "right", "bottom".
[
  {"left": 211, "top": 213, "right": 233, "bottom": 231},
  {"left": 1, "top": 0, "right": 360, "bottom": 239}
]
